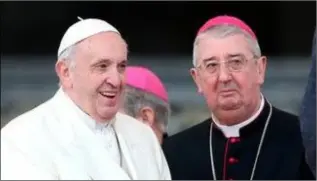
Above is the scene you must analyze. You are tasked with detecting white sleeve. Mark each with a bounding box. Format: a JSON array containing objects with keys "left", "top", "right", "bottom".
[
  {"left": 159, "top": 147, "right": 172, "bottom": 180},
  {"left": 1, "top": 137, "right": 56, "bottom": 180},
  {"left": 148, "top": 129, "right": 171, "bottom": 180}
]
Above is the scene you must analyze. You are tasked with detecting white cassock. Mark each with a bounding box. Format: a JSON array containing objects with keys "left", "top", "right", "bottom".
[{"left": 1, "top": 88, "right": 171, "bottom": 180}]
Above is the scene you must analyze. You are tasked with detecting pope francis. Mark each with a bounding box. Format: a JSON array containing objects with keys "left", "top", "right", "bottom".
[{"left": 1, "top": 17, "right": 171, "bottom": 180}]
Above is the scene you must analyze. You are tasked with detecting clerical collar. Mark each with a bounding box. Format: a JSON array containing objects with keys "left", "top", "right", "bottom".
[
  {"left": 58, "top": 88, "right": 116, "bottom": 132},
  {"left": 211, "top": 94, "right": 265, "bottom": 138}
]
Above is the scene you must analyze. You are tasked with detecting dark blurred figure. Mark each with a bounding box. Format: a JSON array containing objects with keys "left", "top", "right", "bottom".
[{"left": 300, "top": 30, "right": 316, "bottom": 177}]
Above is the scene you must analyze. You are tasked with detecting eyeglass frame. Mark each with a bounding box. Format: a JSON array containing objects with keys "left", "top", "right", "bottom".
[{"left": 195, "top": 55, "right": 259, "bottom": 75}]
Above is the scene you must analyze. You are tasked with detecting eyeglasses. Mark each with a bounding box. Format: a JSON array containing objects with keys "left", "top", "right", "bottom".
[{"left": 196, "top": 56, "right": 254, "bottom": 75}]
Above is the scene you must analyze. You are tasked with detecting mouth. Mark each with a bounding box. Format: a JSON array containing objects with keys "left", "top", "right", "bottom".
[
  {"left": 219, "top": 89, "right": 236, "bottom": 96},
  {"left": 100, "top": 91, "right": 118, "bottom": 99},
  {"left": 220, "top": 89, "right": 236, "bottom": 93}
]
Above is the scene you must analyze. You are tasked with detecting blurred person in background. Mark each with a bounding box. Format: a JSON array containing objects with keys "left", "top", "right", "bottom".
[
  {"left": 300, "top": 30, "right": 316, "bottom": 177},
  {"left": 120, "top": 66, "right": 170, "bottom": 144},
  {"left": 163, "top": 15, "right": 314, "bottom": 180},
  {"left": 1, "top": 17, "right": 170, "bottom": 180}
]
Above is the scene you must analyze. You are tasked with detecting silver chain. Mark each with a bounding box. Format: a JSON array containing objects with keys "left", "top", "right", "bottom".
[{"left": 209, "top": 102, "right": 272, "bottom": 180}]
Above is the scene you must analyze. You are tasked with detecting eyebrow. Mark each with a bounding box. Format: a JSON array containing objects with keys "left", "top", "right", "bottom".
[
  {"left": 91, "top": 58, "right": 112, "bottom": 67},
  {"left": 226, "top": 53, "right": 245, "bottom": 59},
  {"left": 91, "top": 58, "right": 128, "bottom": 67},
  {"left": 201, "top": 53, "right": 245, "bottom": 63},
  {"left": 201, "top": 56, "right": 217, "bottom": 64},
  {"left": 119, "top": 59, "right": 128, "bottom": 64}
]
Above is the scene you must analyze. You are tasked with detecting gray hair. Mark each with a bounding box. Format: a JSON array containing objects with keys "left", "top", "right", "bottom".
[
  {"left": 57, "top": 44, "right": 78, "bottom": 87},
  {"left": 192, "top": 24, "right": 262, "bottom": 66},
  {"left": 122, "top": 85, "right": 170, "bottom": 133},
  {"left": 58, "top": 44, "right": 77, "bottom": 69}
]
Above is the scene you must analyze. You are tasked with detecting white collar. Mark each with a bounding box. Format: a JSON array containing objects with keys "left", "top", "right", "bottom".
[
  {"left": 57, "top": 88, "right": 116, "bottom": 132},
  {"left": 211, "top": 94, "right": 265, "bottom": 138}
]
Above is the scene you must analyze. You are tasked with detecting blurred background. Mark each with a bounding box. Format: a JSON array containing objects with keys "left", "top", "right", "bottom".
[{"left": 1, "top": 1, "right": 316, "bottom": 135}]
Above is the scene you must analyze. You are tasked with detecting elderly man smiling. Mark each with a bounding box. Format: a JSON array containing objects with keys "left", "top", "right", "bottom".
[{"left": 1, "top": 17, "right": 171, "bottom": 180}]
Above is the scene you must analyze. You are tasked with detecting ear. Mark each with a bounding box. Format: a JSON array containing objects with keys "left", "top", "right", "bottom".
[
  {"left": 190, "top": 68, "right": 203, "bottom": 94},
  {"left": 137, "top": 106, "right": 155, "bottom": 127},
  {"left": 55, "top": 60, "right": 73, "bottom": 88},
  {"left": 256, "top": 56, "right": 267, "bottom": 85}
]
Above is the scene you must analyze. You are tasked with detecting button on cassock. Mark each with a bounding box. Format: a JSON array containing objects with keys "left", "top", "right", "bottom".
[
  {"left": 229, "top": 157, "right": 239, "bottom": 164},
  {"left": 230, "top": 137, "right": 240, "bottom": 143}
]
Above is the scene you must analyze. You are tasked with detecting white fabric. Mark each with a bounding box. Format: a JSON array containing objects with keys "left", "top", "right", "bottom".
[
  {"left": 57, "top": 18, "right": 119, "bottom": 57},
  {"left": 95, "top": 125, "right": 122, "bottom": 166},
  {"left": 1, "top": 88, "right": 171, "bottom": 180},
  {"left": 212, "top": 94, "right": 265, "bottom": 138},
  {"left": 69, "top": 94, "right": 121, "bottom": 166}
]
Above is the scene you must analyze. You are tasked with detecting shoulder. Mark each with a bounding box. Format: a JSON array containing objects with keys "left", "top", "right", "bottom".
[
  {"left": 163, "top": 119, "right": 210, "bottom": 151},
  {"left": 116, "top": 112, "right": 160, "bottom": 145},
  {"left": 269, "top": 106, "right": 302, "bottom": 139},
  {"left": 1, "top": 99, "right": 52, "bottom": 145},
  {"left": 115, "top": 112, "right": 165, "bottom": 164},
  {"left": 271, "top": 106, "right": 300, "bottom": 129},
  {"left": 116, "top": 112, "right": 154, "bottom": 136}
]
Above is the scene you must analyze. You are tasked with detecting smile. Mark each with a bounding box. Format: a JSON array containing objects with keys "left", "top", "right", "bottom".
[{"left": 100, "top": 91, "right": 117, "bottom": 99}]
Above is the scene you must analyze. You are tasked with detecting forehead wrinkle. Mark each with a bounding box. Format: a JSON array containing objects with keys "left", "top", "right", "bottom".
[
  {"left": 74, "top": 33, "right": 128, "bottom": 65},
  {"left": 199, "top": 38, "right": 250, "bottom": 57},
  {"left": 83, "top": 38, "right": 94, "bottom": 54},
  {"left": 77, "top": 37, "right": 97, "bottom": 61}
]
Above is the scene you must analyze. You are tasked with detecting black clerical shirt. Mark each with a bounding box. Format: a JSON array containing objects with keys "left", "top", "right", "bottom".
[{"left": 163, "top": 99, "right": 315, "bottom": 180}]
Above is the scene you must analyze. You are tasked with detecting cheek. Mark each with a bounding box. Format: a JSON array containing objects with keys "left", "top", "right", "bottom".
[
  {"left": 233, "top": 72, "right": 258, "bottom": 95},
  {"left": 92, "top": 75, "right": 109, "bottom": 90},
  {"left": 68, "top": 69, "right": 78, "bottom": 86},
  {"left": 73, "top": 71, "right": 88, "bottom": 85},
  {"left": 257, "top": 71, "right": 265, "bottom": 85},
  {"left": 120, "top": 73, "right": 126, "bottom": 86},
  {"left": 200, "top": 76, "right": 217, "bottom": 97},
  {"left": 72, "top": 69, "right": 99, "bottom": 91}
]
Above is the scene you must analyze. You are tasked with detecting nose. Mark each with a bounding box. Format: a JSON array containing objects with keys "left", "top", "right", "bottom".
[
  {"left": 106, "top": 67, "right": 122, "bottom": 88},
  {"left": 218, "top": 63, "right": 232, "bottom": 83}
]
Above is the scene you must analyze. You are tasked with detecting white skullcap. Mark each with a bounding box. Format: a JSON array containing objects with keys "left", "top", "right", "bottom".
[{"left": 57, "top": 16, "right": 120, "bottom": 58}]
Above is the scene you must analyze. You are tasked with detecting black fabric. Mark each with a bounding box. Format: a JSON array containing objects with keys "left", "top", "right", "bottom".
[{"left": 163, "top": 100, "right": 315, "bottom": 180}]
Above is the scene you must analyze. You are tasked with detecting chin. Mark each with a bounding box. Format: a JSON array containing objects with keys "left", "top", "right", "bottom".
[
  {"left": 97, "top": 106, "right": 119, "bottom": 121},
  {"left": 218, "top": 99, "right": 242, "bottom": 111}
]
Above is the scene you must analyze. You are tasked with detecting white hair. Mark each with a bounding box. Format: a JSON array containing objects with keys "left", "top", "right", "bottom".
[
  {"left": 56, "top": 44, "right": 78, "bottom": 87},
  {"left": 58, "top": 44, "right": 77, "bottom": 68},
  {"left": 192, "top": 24, "right": 262, "bottom": 66}
]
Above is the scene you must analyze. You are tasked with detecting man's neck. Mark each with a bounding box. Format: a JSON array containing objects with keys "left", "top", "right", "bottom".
[
  {"left": 211, "top": 94, "right": 265, "bottom": 138},
  {"left": 61, "top": 87, "right": 114, "bottom": 125}
]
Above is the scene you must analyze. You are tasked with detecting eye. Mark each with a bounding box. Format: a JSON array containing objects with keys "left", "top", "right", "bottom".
[
  {"left": 206, "top": 62, "right": 218, "bottom": 68},
  {"left": 234, "top": 59, "right": 242, "bottom": 63},
  {"left": 99, "top": 64, "right": 108, "bottom": 69},
  {"left": 94, "top": 63, "right": 109, "bottom": 72},
  {"left": 229, "top": 59, "right": 244, "bottom": 70},
  {"left": 118, "top": 63, "right": 127, "bottom": 72}
]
